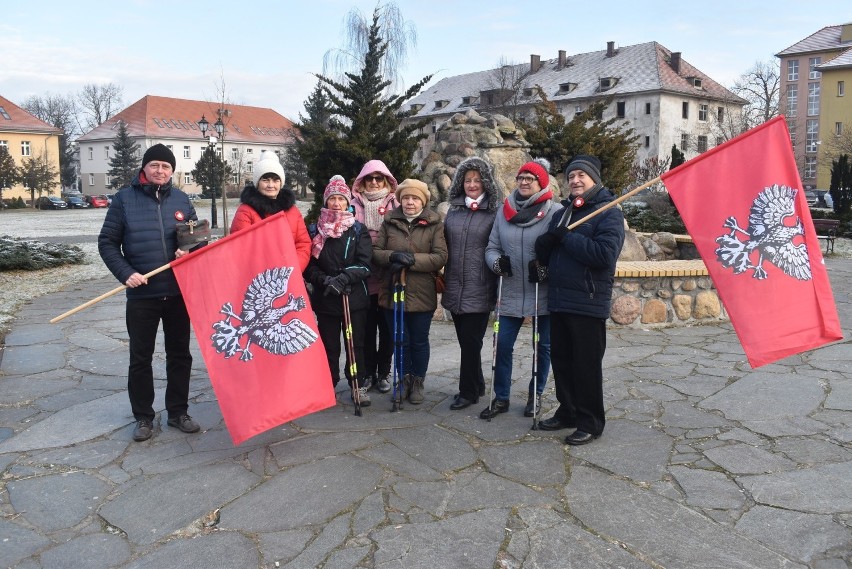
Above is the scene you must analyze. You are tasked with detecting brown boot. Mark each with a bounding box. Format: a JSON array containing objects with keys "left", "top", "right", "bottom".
[
  {"left": 401, "top": 374, "right": 413, "bottom": 401},
  {"left": 408, "top": 376, "right": 425, "bottom": 404}
]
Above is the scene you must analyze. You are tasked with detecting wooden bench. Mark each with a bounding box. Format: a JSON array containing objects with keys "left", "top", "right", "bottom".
[
  {"left": 812, "top": 219, "right": 840, "bottom": 254},
  {"left": 615, "top": 259, "right": 708, "bottom": 278}
]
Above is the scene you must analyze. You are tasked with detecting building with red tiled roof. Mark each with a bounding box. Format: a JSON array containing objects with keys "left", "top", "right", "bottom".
[
  {"left": 402, "top": 41, "right": 747, "bottom": 175},
  {"left": 0, "top": 95, "right": 63, "bottom": 203},
  {"left": 776, "top": 23, "right": 852, "bottom": 189},
  {"left": 77, "top": 95, "right": 296, "bottom": 195}
]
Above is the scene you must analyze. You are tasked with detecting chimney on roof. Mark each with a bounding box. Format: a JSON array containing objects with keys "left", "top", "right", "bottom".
[
  {"left": 671, "top": 52, "right": 681, "bottom": 74},
  {"left": 530, "top": 54, "right": 541, "bottom": 73},
  {"left": 606, "top": 41, "right": 616, "bottom": 57},
  {"left": 558, "top": 50, "right": 567, "bottom": 69}
]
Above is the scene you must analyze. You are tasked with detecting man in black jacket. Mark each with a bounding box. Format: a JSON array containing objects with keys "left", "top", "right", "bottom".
[{"left": 98, "top": 144, "right": 201, "bottom": 442}]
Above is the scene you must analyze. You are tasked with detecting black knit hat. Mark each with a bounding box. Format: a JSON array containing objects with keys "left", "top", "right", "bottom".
[
  {"left": 142, "top": 143, "right": 176, "bottom": 170},
  {"left": 565, "top": 155, "right": 602, "bottom": 186}
]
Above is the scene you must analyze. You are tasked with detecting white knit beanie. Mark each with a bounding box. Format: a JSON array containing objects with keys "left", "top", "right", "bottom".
[{"left": 253, "top": 150, "right": 286, "bottom": 187}]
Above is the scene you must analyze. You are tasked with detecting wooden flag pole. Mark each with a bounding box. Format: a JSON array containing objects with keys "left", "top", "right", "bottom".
[
  {"left": 565, "top": 176, "right": 663, "bottom": 230},
  {"left": 50, "top": 262, "right": 174, "bottom": 324}
]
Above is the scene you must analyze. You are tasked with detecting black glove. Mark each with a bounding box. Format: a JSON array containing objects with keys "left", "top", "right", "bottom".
[
  {"left": 389, "top": 251, "right": 415, "bottom": 267},
  {"left": 389, "top": 262, "right": 407, "bottom": 275},
  {"left": 528, "top": 260, "right": 548, "bottom": 283},
  {"left": 535, "top": 232, "right": 561, "bottom": 261},
  {"left": 323, "top": 274, "right": 348, "bottom": 296},
  {"left": 493, "top": 255, "right": 513, "bottom": 276}
]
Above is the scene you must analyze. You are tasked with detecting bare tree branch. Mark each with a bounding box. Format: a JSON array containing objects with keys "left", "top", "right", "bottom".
[
  {"left": 730, "top": 60, "right": 779, "bottom": 129},
  {"left": 77, "top": 83, "right": 124, "bottom": 131}
]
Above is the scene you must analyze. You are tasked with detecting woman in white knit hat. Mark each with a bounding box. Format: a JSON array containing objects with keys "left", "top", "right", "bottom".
[{"left": 231, "top": 150, "right": 311, "bottom": 271}]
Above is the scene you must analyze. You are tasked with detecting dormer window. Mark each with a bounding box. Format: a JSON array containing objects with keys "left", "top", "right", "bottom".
[
  {"left": 558, "top": 82, "right": 578, "bottom": 94},
  {"left": 598, "top": 77, "right": 617, "bottom": 91},
  {"left": 523, "top": 88, "right": 534, "bottom": 97},
  {"left": 461, "top": 96, "right": 479, "bottom": 106},
  {"left": 687, "top": 76, "right": 703, "bottom": 89},
  {"left": 434, "top": 100, "right": 450, "bottom": 110},
  {"left": 410, "top": 103, "right": 424, "bottom": 113}
]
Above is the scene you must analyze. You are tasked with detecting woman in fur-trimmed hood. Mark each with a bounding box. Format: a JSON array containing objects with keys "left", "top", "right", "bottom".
[
  {"left": 230, "top": 150, "right": 311, "bottom": 271},
  {"left": 441, "top": 156, "right": 500, "bottom": 410}
]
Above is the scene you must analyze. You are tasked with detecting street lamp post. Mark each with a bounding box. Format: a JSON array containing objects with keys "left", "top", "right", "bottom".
[
  {"left": 213, "top": 114, "right": 229, "bottom": 235},
  {"left": 196, "top": 114, "right": 218, "bottom": 229}
]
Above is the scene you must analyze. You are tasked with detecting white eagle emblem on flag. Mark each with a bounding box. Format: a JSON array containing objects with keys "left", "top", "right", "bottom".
[
  {"left": 211, "top": 267, "right": 317, "bottom": 361},
  {"left": 715, "top": 184, "right": 812, "bottom": 281}
]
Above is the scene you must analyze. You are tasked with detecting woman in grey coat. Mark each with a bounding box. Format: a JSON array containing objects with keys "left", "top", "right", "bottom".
[
  {"left": 441, "top": 157, "right": 500, "bottom": 410},
  {"left": 481, "top": 159, "right": 558, "bottom": 419}
]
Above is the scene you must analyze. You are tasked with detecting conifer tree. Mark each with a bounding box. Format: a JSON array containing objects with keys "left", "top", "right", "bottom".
[
  {"left": 0, "top": 146, "right": 20, "bottom": 205},
  {"left": 107, "top": 121, "right": 140, "bottom": 189},
  {"left": 525, "top": 92, "right": 638, "bottom": 193},
  {"left": 298, "top": 7, "right": 431, "bottom": 220},
  {"left": 670, "top": 144, "right": 686, "bottom": 169}
]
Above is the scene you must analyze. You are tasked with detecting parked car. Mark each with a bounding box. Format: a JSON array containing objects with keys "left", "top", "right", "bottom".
[
  {"left": 104, "top": 193, "right": 114, "bottom": 205},
  {"left": 65, "top": 196, "right": 90, "bottom": 209},
  {"left": 86, "top": 194, "right": 109, "bottom": 208},
  {"left": 804, "top": 190, "right": 818, "bottom": 207},
  {"left": 35, "top": 196, "right": 69, "bottom": 210}
]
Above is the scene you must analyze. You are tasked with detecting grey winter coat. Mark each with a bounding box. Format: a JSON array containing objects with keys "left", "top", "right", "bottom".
[
  {"left": 441, "top": 157, "right": 500, "bottom": 315},
  {"left": 485, "top": 187, "right": 558, "bottom": 317}
]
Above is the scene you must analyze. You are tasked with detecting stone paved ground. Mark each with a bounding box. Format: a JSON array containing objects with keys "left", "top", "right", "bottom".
[{"left": 0, "top": 253, "right": 850, "bottom": 567}]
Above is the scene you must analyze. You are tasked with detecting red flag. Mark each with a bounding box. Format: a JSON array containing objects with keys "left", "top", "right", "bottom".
[
  {"left": 661, "top": 116, "right": 842, "bottom": 368},
  {"left": 171, "top": 212, "right": 334, "bottom": 444}
]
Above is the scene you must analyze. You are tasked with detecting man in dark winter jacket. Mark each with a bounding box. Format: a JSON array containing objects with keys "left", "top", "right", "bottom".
[
  {"left": 534, "top": 155, "right": 625, "bottom": 445},
  {"left": 98, "top": 144, "right": 201, "bottom": 442}
]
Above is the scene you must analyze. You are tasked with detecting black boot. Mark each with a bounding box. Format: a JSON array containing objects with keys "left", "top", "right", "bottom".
[
  {"left": 479, "top": 399, "right": 509, "bottom": 420},
  {"left": 524, "top": 394, "right": 542, "bottom": 417}
]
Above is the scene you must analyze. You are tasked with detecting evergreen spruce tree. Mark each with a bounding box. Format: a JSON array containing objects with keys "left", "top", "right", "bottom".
[
  {"left": 107, "top": 121, "right": 140, "bottom": 189},
  {"left": 829, "top": 154, "right": 851, "bottom": 214},
  {"left": 191, "top": 147, "right": 232, "bottom": 229},
  {"left": 670, "top": 144, "right": 686, "bottom": 169},
  {"left": 0, "top": 146, "right": 20, "bottom": 206},
  {"left": 298, "top": 8, "right": 431, "bottom": 221}
]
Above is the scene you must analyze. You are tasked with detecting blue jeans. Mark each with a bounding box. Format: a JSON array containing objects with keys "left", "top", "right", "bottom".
[
  {"left": 384, "top": 309, "right": 433, "bottom": 378},
  {"left": 493, "top": 315, "right": 550, "bottom": 401}
]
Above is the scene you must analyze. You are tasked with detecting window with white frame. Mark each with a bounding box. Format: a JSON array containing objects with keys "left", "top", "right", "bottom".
[
  {"left": 787, "top": 119, "right": 796, "bottom": 145},
  {"left": 698, "top": 104, "right": 708, "bottom": 121},
  {"left": 645, "top": 102, "right": 651, "bottom": 114},
  {"left": 21, "top": 141, "right": 31, "bottom": 156},
  {"left": 839, "top": 81, "right": 845, "bottom": 97},
  {"left": 836, "top": 122, "right": 843, "bottom": 136},
  {"left": 616, "top": 101, "right": 625, "bottom": 118},
  {"left": 231, "top": 148, "right": 239, "bottom": 160},
  {"left": 104, "top": 146, "right": 109, "bottom": 159},
  {"left": 697, "top": 135, "right": 708, "bottom": 152},
  {"left": 89, "top": 173, "right": 95, "bottom": 186},
  {"left": 717, "top": 107, "right": 725, "bottom": 122},
  {"left": 808, "top": 57, "right": 821, "bottom": 79},
  {"left": 806, "top": 119, "right": 818, "bottom": 153},
  {"left": 681, "top": 102, "right": 689, "bottom": 119},
  {"left": 644, "top": 136, "right": 650, "bottom": 148},
  {"left": 105, "top": 174, "right": 111, "bottom": 186},
  {"left": 680, "top": 133, "right": 688, "bottom": 150},
  {"left": 0, "top": 140, "right": 7, "bottom": 149},
  {"left": 804, "top": 156, "right": 817, "bottom": 179},
  {"left": 808, "top": 83, "right": 820, "bottom": 116},
  {"left": 247, "top": 161, "right": 253, "bottom": 174},
  {"left": 786, "top": 85, "right": 797, "bottom": 116},
  {"left": 246, "top": 148, "right": 253, "bottom": 155},
  {"left": 184, "top": 173, "right": 192, "bottom": 184},
  {"left": 88, "top": 147, "right": 93, "bottom": 160},
  {"left": 231, "top": 173, "right": 239, "bottom": 184},
  {"left": 787, "top": 60, "right": 799, "bottom": 81},
  {"left": 183, "top": 146, "right": 190, "bottom": 159}
]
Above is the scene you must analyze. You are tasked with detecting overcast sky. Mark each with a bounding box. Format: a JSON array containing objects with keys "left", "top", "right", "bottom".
[{"left": 2, "top": 0, "right": 851, "bottom": 124}]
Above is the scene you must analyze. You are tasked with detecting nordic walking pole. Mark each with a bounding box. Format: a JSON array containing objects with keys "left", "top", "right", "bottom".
[
  {"left": 486, "top": 275, "right": 503, "bottom": 422},
  {"left": 50, "top": 262, "right": 174, "bottom": 324},
  {"left": 398, "top": 269, "right": 407, "bottom": 409},
  {"left": 391, "top": 270, "right": 406, "bottom": 412},
  {"left": 531, "top": 277, "right": 540, "bottom": 431},
  {"left": 342, "top": 293, "right": 361, "bottom": 417}
]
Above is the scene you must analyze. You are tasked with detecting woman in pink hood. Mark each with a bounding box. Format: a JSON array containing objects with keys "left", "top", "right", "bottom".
[{"left": 350, "top": 160, "right": 399, "bottom": 394}]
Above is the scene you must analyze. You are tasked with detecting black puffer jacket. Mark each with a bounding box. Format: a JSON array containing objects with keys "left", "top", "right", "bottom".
[
  {"left": 98, "top": 174, "right": 197, "bottom": 299},
  {"left": 303, "top": 222, "right": 372, "bottom": 316},
  {"left": 441, "top": 157, "right": 499, "bottom": 314}
]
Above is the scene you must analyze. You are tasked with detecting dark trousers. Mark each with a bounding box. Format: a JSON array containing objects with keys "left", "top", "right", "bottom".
[
  {"left": 451, "top": 312, "right": 490, "bottom": 400},
  {"left": 363, "top": 294, "right": 392, "bottom": 379},
  {"left": 126, "top": 296, "right": 192, "bottom": 422},
  {"left": 549, "top": 312, "right": 606, "bottom": 436},
  {"left": 317, "top": 310, "right": 366, "bottom": 387}
]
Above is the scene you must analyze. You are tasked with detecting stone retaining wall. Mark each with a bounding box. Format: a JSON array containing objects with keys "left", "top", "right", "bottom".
[{"left": 609, "top": 274, "right": 727, "bottom": 328}]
